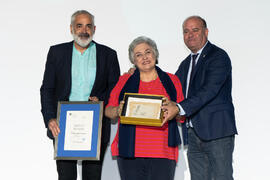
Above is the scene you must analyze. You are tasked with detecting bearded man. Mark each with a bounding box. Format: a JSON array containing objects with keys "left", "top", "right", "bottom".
[{"left": 40, "top": 10, "right": 120, "bottom": 180}]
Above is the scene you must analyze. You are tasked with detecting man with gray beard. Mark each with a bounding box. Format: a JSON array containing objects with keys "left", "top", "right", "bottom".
[{"left": 40, "top": 10, "right": 120, "bottom": 180}]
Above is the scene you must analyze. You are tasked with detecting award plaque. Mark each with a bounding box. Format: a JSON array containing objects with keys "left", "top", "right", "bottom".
[
  {"left": 54, "top": 101, "right": 103, "bottom": 160},
  {"left": 120, "top": 93, "right": 164, "bottom": 126}
]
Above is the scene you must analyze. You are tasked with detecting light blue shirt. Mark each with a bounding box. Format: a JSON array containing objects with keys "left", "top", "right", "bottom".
[{"left": 69, "top": 42, "right": 97, "bottom": 101}]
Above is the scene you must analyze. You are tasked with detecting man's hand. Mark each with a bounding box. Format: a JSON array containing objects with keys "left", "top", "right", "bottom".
[
  {"left": 123, "top": 67, "right": 136, "bottom": 75},
  {"left": 128, "top": 67, "right": 136, "bottom": 75},
  {"left": 89, "top": 96, "right": 99, "bottom": 102},
  {"left": 161, "top": 97, "right": 180, "bottom": 126},
  {"left": 48, "top": 118, "right": 60, "bottom": 138}
]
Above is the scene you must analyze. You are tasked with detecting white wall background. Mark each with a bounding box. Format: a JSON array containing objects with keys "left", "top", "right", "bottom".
[{"left": 0, "top": 0, "right": 269, "bottom": 179}]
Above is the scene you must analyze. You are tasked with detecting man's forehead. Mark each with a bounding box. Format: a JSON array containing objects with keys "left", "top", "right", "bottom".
[
  {"left": 184, "top": 18, "right": 203, "bottom": 27},
  {"left": 74, "top": 14, "right": 92, "bottom": 23}
]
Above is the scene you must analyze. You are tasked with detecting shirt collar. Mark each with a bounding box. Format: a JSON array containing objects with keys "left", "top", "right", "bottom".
[
  {"left": 73, "top": 41, "right": 93, "bottom": 55},
  {"left": 191, "top": 41, "right": 208, "bottom": 56}
]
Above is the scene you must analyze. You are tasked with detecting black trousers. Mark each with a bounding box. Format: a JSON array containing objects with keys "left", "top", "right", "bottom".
[
  {"left": 117, "top": 157, "right": 176, "bottom": 180},
  {"left": 56, "top": 141, "right": 108, "bottom": 180}
]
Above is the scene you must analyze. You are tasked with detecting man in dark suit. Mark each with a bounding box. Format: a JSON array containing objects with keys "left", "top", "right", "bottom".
[
  {"left": 40, "top": 10, "right": 120, "bottom": 180},
  {"left": 162, "top": 16, "right": 237, "bottom": 180}
]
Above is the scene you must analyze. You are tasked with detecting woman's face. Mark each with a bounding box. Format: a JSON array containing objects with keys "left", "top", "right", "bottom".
[{"left": 133, "top": 43, "right": 156, "bottom": 72}]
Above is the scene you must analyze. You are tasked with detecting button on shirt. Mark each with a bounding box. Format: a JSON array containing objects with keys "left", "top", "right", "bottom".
[{"left": 69, "top": 42, "right": 97, "bottom": 101}]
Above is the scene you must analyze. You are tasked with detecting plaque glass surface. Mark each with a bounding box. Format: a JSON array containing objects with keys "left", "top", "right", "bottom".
[{"left": 120, "top": 93, "right": 164, "bottom": 126}]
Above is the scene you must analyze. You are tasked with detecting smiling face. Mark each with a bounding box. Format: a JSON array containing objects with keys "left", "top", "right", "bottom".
[
  {"left": 133, "top": 43, "right": 156, "bottom": 72},
  {"left": 183, "top": 17, "right": 208, "bottom": 53},
  {"left": 70, "top": 13, "right": 96, "bottom": 48}
]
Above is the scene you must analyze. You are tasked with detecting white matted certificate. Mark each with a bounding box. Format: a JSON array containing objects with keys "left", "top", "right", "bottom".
[
  {"left": 64, "top": 110, "right": 93, "bottom": 151},
  {"left": 126, "top": 97, "right": 161, "bottom": 119},
  {"left": 54, "top": 101, "right": 103, "bottom": 160}
]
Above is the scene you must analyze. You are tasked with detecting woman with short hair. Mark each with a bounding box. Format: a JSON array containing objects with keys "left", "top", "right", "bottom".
[{"left": 105, "top": 36, "right": 184, "bottom": 180}]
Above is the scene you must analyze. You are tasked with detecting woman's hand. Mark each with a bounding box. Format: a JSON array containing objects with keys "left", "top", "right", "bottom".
[
  {"left": 105, "top": 101, "right": 125, "bottom": 120},
  {"left": 117, "top": 100, "right": 125, "bottom": 116}
]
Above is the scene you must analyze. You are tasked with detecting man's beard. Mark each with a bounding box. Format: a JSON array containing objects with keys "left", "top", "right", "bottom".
[{"left": 72, "top": 32, "right": 93, "bottom": 48}]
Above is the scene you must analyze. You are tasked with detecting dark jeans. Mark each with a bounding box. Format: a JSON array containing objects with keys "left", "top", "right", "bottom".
[
  {"left": 187, "top": 128, "right": 235, "bottom": 180},
  {"left": 117, "top": 157, "right": 176, "bottom": 180},
  {"left": 56, "top": 142, "right": 107, "bottom": 180}
]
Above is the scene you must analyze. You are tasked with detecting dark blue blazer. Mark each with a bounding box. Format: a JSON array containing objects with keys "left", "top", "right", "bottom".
[
  {"left": 40, "top": 41, "right": 120, "bottom": 142},
  {"left": 175, "top": 41, "right": 237, "bottom": 141}
]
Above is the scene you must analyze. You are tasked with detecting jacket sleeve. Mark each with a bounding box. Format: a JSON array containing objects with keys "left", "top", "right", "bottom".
[
  {"left": 98, "top": 50, "right": 120, "bottom": 105},
  {"left": 40, "top": 47, "right": 57, "bottom": 128},
  {"left": 179, "top": 50, "right": 232, "bottom": 117}
]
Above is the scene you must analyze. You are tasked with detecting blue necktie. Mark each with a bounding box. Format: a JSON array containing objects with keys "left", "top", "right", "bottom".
[{"left": 190, "top": 54, "right": 198, "bottom": 81}]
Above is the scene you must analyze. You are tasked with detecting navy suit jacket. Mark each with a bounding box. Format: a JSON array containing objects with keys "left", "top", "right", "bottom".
[
  {"left": 175, "top": 41, "right": 237, "bottom": 141},
  {"left": 40, "top": 41, "right": 120, "bottom": 143}
]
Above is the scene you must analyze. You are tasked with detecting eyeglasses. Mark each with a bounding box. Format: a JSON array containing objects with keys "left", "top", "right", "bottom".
[{"left": 134, "top": 50, "right": 153, "bottom": 59}]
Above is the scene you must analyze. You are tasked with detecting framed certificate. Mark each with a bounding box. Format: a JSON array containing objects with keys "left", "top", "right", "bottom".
[
  {"left": 54, "top": 101, "right": 103, "bottom": 160},
  {"left": 120, "top": 93, "right": 164, "bottom": 126}
]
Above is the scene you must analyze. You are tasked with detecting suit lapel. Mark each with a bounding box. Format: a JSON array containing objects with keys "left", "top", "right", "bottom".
[
  {"left": 182, "top": 56, "right": 191, "bottom": 96},
  {"left": 189, "top": 42, "right": 212, "bottom": 83},
  {"left": 65, "top": 41, "right": 73, "bottom": 99}
]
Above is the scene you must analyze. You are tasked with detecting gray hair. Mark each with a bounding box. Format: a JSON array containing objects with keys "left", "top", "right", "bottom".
[
  {"left": 182, "top": 15, "right": 207, "bottom": 29},
  {"left": 71, "top": 10, "right": 95, "bottom": 27},
  {"left": 128, "top": 36, "right": 159, "bottom": 64}
]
